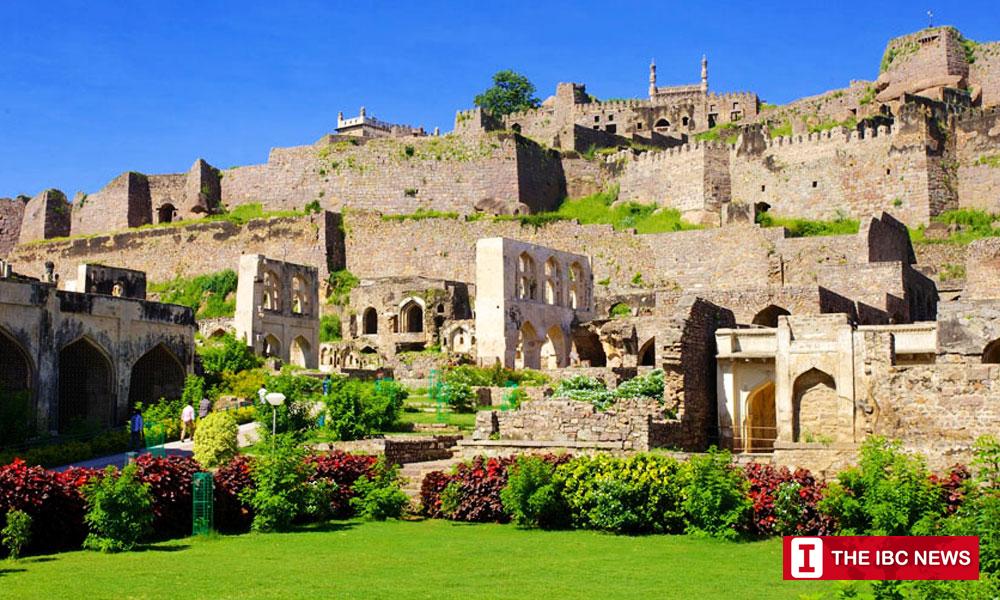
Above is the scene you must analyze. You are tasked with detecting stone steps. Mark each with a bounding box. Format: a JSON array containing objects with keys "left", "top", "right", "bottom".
[{"left": 398, "top": 454, "right": 464, "bottom": 504}]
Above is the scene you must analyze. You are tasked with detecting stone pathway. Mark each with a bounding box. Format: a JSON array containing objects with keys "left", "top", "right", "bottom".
[
  {"left": 399, "top": 456, "right": 464, "bottom": 501},
  {"left": 52, "top": 422, "right": 261, "bottom": 471}
]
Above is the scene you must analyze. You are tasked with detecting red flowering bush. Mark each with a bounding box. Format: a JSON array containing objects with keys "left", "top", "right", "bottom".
[
  {"left": 930, "top": 464, "right": 971, "bottom": 515},
  {"left": 421, "top": 454, "right": 571, "bottom": 523},
  {"left": 307, "top": 451, "right": 378, "bottom": 517},
  {"left": 133, "top": 454, "right": 202, "bottom": 539},
  {"left": 214, "top": 455, "right": 255, "bottom": 533},
  {"left": 0, "top": 459, "right": 97, "bottom": 555},
  {"left": 743, "top": 463, "right": 833, "bottom": 536}
]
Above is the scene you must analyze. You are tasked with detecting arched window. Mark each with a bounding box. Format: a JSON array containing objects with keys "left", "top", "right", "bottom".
[
  {"left": 752, "top": 305, "right": 790, "bottom": 328},
  {"left": 984, "top": 339, "right": 1000, "bottom": 364},
  {"left": 543, "top": 257, "right": 562, "bottom": 305},
  {"left": 291, "top": 275, "right": 310, "bottom": 315},
  {"left": 517, "top": 252, "right": 537, "bottom": 301},
  {"left": 263, "top": 334, "right": 281, "bottom": 358},
  {"left": 157, "top": 203, "right": 176, "bottom": 224},
  {"left": 638, "top": 337, "right": 656, "bottom": 366},
  {"left": 401, "top": 299, "right": 424, "bottom": 333},
  {"left": 262, "top": 271, "right": 281, "bottom": 312},
  {"left": 654, "top": 118, "right": 670, "bottom": 129},
  {"left": 568, "top": 262, "right": 585, "bottom": 310},
  {"left": 682, "top": 116, "right": 690, "bottom": 127},
  {"left": 511, "top": 123, "right": 522, "bottom": 133},
  {"left": 362, "top": 307, "right": 378, "bottom": 335},
  {"left": 792, "top": 369, "right": 838, "bottom": 443}
]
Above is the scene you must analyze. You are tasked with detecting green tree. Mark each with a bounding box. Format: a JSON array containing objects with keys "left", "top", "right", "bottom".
[
  {"left": 1, "top": 510, "right": 32, "bottom": 559},
  {"left": 473, "top": 70, "right": 540, "bottom": 117}
]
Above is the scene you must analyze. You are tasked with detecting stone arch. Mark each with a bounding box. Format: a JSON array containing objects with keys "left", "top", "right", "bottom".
[
  {"left": 540, "top": 325, "right": 567, "bottom": 369},
  {"left": 291, "top": 275, "right": 310, "bottom": 315},
  {"left": 609, "top": 302, "right": 631, "bottom": 318},
  {"left": 745, "top": 381, "right": 776, "bottom": 452},
  {"left": 362, "top": 307, "right": 378, "bottom": 335},
  {"left": 156, "top": 203, "right": 176, "bottom": 224},
  {"left": 262, "top": 270, "right": 281, "bottom": 312},
  {"left": 289, "top": 336, "right": 310, "bottom": 368},
  {"left": 682, "top": 116, "right": 690, "bottom": 126},
  {"left": 208, "top": 328, "right": 228, "bottom": 339},
  {"left": 400, "top": 298, "right": 424, "bottom": 333},
  {"left": 128, "top": 343, "right": 186, "bottom": 408},
  {"left": 792, "top": 368, "right": 838, "bottom": 443},
  {"left": 654, "top": 118, "right": 670, "bottom": 129},
  {"left": 571, "top": 330, "right": 606, "bottom": 367},
  {"left": 568, "top": 261, "right": 585, "bottom": 309},
  {"left": 58, "top": 336, "right": 114, "bottom": 432},
  {"left": 543, "top": 257, "right": 562, "bottom": 305},
  {"left": 449, "top": 326, "right": 472, "bottom": 353},
  {"left": 511, "top": 123, "right": 522, "bottom": 133},
  {"left": 515, "top": 321, "right": 540, "bottom": 370},
  {"left": 0, "top": 326, "right": 33, "bottom": 394},
  {"left": 638, "top": 337, "right": 656, "bottom": 367},
  {"left": 752, "top": 305, "right": 790, "bottom": 328},
  {"left": 983, "top": 338, "right": 1000, "bottom": 364},
  {"left": 263, "top": 334, "right": 281, "bottom": 357},
  {"left": 517, "top": 252, "right": 537, "bottom": 300}
]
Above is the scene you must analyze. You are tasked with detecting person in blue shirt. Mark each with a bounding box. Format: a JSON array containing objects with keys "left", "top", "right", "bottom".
[
  {"left": 129, "top": 408, "right": 145, "bottom": 450},
  {"left": 322, "top": 375, "right": 332, "bottom": 397}
]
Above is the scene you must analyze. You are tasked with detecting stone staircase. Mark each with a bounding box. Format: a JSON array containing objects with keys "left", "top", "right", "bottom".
[{"left": 399, "top": 453, "right": 464, "bottom": 504}]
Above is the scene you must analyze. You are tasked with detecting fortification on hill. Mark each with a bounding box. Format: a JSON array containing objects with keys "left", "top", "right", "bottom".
[{"left": 2, "top": 26, "right": 1000, "bottom": 473}]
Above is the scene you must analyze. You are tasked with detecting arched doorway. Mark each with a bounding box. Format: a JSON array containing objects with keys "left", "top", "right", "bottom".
[
  {"left": 638, "top": 337, "right": 656, "bottom": 366},
  {"left": 570, "top": 330, "right": 606, "bottom": 367},
  {"left": 654, "top": 118, "right": 670, "bottom": 129},
  {"left": 983, "top": 338, "right": 1000, "bottom": 364},
  {"left": 58, "top": 337, "right": 114, "bottom": 433},
  {"left": 157, "top": 204, "right": 176, "bottom": 224},
  {"left": 263, "top": 334, "right": 281, "bottom": 358},
  {"left": 0, "top": 328, "right": 34, "bottom": 445},
  {"left": 540, "top": 325, "right": 566, "bottom": 369},
  {"left": 514, "top": 322, "right": 539, "bottom": 369},
  {"left": 752, "top": 305, "right": 790, "bottom": 328},
  {"left": 401, "top": 300, "right": 424, "bottom": 333},
  {"left": 290, "top": 336, "right": 311, "bottom": 368},
  {"left": 362, "top": 307, "right": 378, "bottom": 334},
  {"left": 792, "top": 368, "right": 838, "bottom": 443},
  {"left": 0, "top": 327, "right": 32, "bottom": 395},
  {"left": 128, "top": 344, "right": 185, "bottom": 408},
  {"left": 744, "top": 381, "right": 776, "bottom": 452}
]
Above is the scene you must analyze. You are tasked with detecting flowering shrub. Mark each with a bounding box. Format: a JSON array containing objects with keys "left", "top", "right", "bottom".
[
  {"left": 308, "top": 451, "right": 378, "bottom": 517},
  {"left": 214, "top": 455, "right": 254, "bottom": 533},
  {"left": 419, "top": 470, "right": 452, "bottom": 518},
  {"left": 929, "top": 464, "right": 971, "bottom": 515},
  {"left": 742, "top": 463, "right": 833, "bottom": 536},
  {"left": 0, "top": 459, "right": 93, "bottom": 555},
  {"left": 133, "top": 454, "right": 202, "bottom": 539},
  {"left": 556, "top": 453, "right": 687, "bottom": 534}
]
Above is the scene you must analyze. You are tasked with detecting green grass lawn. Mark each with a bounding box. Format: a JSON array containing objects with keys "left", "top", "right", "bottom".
[
  {"left": 0, "top": 519, "right": 851, "bottom": 600},
  {"left": 397, "top": 409, "right": 477, "bottom": 431}
]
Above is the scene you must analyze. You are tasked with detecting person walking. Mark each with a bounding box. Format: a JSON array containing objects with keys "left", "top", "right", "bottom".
[
  {"left": 180, "top": 403, "right": 196, "bottom": 442},
  {"left": 322, "top": 375, "right": 331, "bottom": 397},
  {"left": 257, "top": 385, "right": 268, "bottom": 405},
  {"left": 129, "top": 408, "right": 144, "bottom": 451},
  {"left": 198, "top": 396, "right": 211, "bottom": 419}
]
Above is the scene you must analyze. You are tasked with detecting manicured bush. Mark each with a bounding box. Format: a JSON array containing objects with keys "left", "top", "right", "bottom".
[
  {"left": 0, "top": 459, "right": 92, "bottom": 555},
  {"left": 214, "top": 455, "right": 254, "bottom": 533},
  {"left": 682, "top": 449, "right": 751, "bottom": 540},
  {"left": 324, "top": 378, "right": 406, "bottom": 440},
  {"left": 132, "top": 454, "right": 201, "bottom": 540},
  {"left": 818, "top": 436, "right": 946, "bottom": 536},
  {"left": 82, "top": 464, "right": 153, "bottom": 552},
  {"left": 194, "top": 411, "right": 239, "bottom": 468},
  {"left": 349, "top": 459, "right": 409, "bottom": 520},
  {"left": 501, "top": 455, "right": 568, "bottom": 529},
  {"left": 438, "top": 380, "right": 475, "bottom": 413},
  {"left": 308, "top": 451, "right": 378, "bottom": 517},
  {"left": 241, "top": 435, "right": 312, "bottom": 532},
  {"left": 742, "top": 463, "right": 833, "bottom": 536},
  {"left": 1, "top": 509, "right": 31, "bottom": 559},
  {"left": 556, "top": 454, "right": 686, "bottom": 534}
]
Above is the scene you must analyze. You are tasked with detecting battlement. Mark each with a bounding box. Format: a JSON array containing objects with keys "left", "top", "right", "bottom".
[{"left": 759, "top": 123, "right": 893, "bottom": 150}]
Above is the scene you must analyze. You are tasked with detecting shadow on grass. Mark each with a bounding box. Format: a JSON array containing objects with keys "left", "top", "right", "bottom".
[
  {"left": 292, "top": 521, "right": 359, "bottom": 534},
  {"left": 0, "top": 566, "right": 27, "bottom": 577},
  {"left": 138, "top": 544, "right": 191, "bottom": 553}
]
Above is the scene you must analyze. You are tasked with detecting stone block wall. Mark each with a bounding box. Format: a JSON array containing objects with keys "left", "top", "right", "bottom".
[
  {"left": 72, "top": 172, "right": 152, "bottom": 236},
  {"left": 877, "top": 27, "right": 969, "bottom": 101},
  {"left": 965, "top": 238, "right": 1000, "bottom": 299},
  {"left": 6, "top": 213, "right": 338, "bottom": 285},
  {"left": 955, "top": 108, "right": 1000, "bottom": 214},
  {"left": 0, "top": 197, "right": 26, "bottom": 257},
  {"left": 18, "top": 189, "right": 71, "bottom": 244},
  {"left": 969, "top": 42, "right": 1000, "bottom": 109},
  {"left": 618, "top": 143, "right": 730, "bottom": 223},
  {"left": 383, "top": 435, "right": 461, "bottom": 465},
  {"left": 221, "top": 133, "right": 564, "bottom": 216}
]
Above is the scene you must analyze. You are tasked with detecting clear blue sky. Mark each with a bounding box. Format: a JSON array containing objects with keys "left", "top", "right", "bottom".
[{"left": 2, "top": 1, "right": 999, "bottom": 198}]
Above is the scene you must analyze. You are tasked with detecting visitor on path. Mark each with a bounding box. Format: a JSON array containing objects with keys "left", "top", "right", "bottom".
[
  {"left": 181, "top": 403, "right": 196, "bottom": 442},
  {"left": 257, "top": 385, "right": 268, "bottom": 405},
  {"left": 199, "top": 396, "right": 211, "bottom": 419},
  {"left": 322, "top": 375, "right": 331, "bottom": 397},
  {"left": 129, "top": 408, "right": 144, "bottom": 450}
]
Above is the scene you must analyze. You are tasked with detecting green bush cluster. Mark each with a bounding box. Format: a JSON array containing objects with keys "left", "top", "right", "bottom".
[
  {"left": 442, "top": 364, "right": 549, "bottom": 388},
  {"left": 1, "top": 510, "right": 32, "bottom": 559},
  {"left": 437, "top": 380, "right": 475, "bottom": 413},
  {"left": 910, "top": 208, "right": 1000, "bottom": 245},
  {"left": 319, "top": 314, "right": 342, "bottom": 342},
  {"left": 0, "top": 428, "right": 130, "bottom": 469},
  {"left": 327, "top": 270, "right": 359, "bottom": 306},
  {"left": 198, "top": 333, "right": 263, "bottom": 381},
  {"left": 553, "top": 370, "right": 665, "bottom": 412},
  {"left": 82, "top": 465, "right": 153, "bottom": 552},
  {"left": 755, "top": 211, "right": 859, "bottom": 237},
  {"left": 349, "top": 458, "right": 409, "bottom": 520},
  {"left": 149, "top": 270, "right": 238, "bottom": 319},
  {"left": 324, "top": 378, "right": 407, "bottom": 440},
  {"left": 500, "top": 456, "right": 568, "bottom": 529},
  {"left": 241, "top": 434, "right": 313, "bottom": 532},
  {"left": 193, "top": 411, "right": 239, "bottom": 468}
]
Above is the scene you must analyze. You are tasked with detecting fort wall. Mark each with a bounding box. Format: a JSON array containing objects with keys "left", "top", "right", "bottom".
[
  {"left": 955, "top": 107, "right": 1000, "bottom": 214},
  {"left": 18, "top": 189, "right": 71, "bottom": 245},
  {"left": 72, "top": 172, "right": 152, "bottom": 236},
  {"left": 0, "top": 197, "right": 26, "bottom": 257}
]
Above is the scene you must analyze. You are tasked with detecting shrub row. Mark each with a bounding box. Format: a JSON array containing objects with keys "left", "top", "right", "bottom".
[{"left": 0, "top": 448, "right": 388, "bottom": 557}]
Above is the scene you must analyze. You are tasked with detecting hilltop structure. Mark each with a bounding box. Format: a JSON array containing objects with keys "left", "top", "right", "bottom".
[{"left": 1, "top": 26, "right": 999, "bottom": 471}]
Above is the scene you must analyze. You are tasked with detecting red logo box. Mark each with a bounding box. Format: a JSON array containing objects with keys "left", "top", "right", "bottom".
[{"left": 783, "top": 536, "right": 979, "bottom": 580}]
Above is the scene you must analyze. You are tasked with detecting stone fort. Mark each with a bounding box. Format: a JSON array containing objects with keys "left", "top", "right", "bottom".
[{"left": 2, "top": 26, "right": 1000, "bottom": 472}]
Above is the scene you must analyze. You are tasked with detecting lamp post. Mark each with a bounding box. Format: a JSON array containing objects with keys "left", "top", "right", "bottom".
[{"left": 265, "top": 392, "right": 286, "bottom": 437}]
